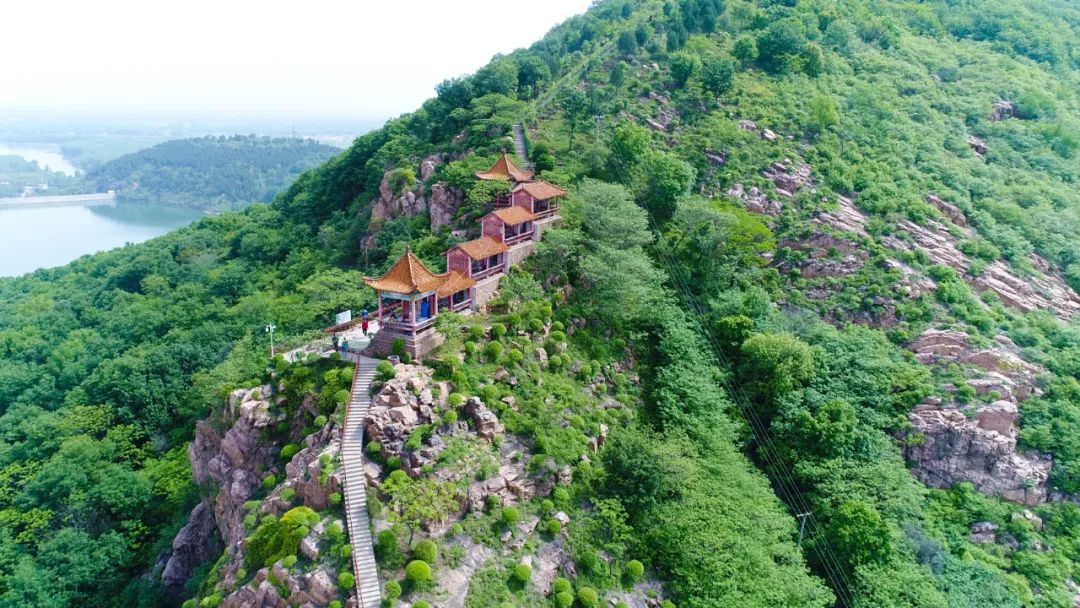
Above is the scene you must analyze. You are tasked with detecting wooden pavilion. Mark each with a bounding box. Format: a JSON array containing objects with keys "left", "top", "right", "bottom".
[{"left": 362, "top": 247, "right": 475, "bottom": 357}]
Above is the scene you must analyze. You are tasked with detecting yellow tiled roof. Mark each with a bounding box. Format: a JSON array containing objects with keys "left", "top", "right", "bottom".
[
  {"left": 515, "top": 180, "right": 567, "bottom": 201},
  {"left": 363, "top": 248, "right": 445, "bottom": 294},
  {"left": 474, "top": 152, "right": 534, "bottom": 182},
  {"left": 490, "top": 206, "right": 537, "bottom": 225},
  {"left": 436, "top": 271, "right": 477, "bottom": 298},
  {"left": 453, "top": 236, "right": 509, "bottom": 261}
]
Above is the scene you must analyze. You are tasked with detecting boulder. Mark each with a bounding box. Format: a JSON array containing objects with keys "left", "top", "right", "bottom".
[
  {"left": 464, "top": 397, "right": 504, "bottom": 441},
  {"left": 968, "top": 135, "right": 988, "bottom": 155},
  {"left": 970, "top": 521, "right": 999, "bottom": 544}
]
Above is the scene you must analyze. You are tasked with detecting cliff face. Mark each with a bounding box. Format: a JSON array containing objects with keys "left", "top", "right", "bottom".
[
  {"left": 904, "top": 329, "right": 1052, "bottom": 505},
  {"left": 191, "top": 386, "right": 285, "bottom": 552},
  {"left": 166, "top": 383, "right": 353, "bottom": 607}
]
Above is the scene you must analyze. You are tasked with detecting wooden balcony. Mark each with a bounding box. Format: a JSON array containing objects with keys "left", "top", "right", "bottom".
[
  {"left": 471, "top": 263, "right": 505, "bottom": 281},
  {"left": 380, "top": 316, "right": 437, "bottom": 335},
  {"left": 503, "top": 231, "right": 533, "bottom": 247}
]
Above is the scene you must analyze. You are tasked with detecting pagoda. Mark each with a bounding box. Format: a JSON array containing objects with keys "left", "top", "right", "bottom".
[{"left": 362, "top": 247, "right": 475, "bottom": 357}]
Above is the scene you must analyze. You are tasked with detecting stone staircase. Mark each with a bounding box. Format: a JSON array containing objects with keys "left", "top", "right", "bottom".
[
  {"left": 340, "top": 357, "right": 381, "bottom": 607},
  {"left": 512, "top": 123, "right": 532, "bottom": 169}
]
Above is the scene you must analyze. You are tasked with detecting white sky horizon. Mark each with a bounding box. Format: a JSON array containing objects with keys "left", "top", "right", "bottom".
[{"left": 1, "top": 0, "right": 593, "bottom": 122}]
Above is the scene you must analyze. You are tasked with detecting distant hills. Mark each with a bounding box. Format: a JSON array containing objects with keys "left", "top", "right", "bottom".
[{"left": 85, "top": 135, "right": 340, "bottom": 211}]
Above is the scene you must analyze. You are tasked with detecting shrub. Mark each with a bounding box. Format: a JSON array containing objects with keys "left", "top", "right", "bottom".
[
  {"left": 384, "top": 580, "right": 402, "bottom": 600},
  {"left": 546, "top": 519, "right": 562, "bottom": 536},
  {"left": 553, "top": 487, "right": 570, "bottom": 503},
  {"left": 280, "top": 488, "right": 296, "bottom": 502},
  {"left": 443, "top": 410, "right": 458, "bottom": 425},
  {"left": 448, "top": 523, "right": 464, "bottom": 537},
  {"left": 375, "top": 530, "right": 404, "bottom": 569},
  {"left": 261, "top": 474, "right": 277, "bottom": 490},
  {"left": 386, "top": 456, "right": 401, "bottom": 470},
  {"left": 579, "top": 551, "right": 601, "bottom": 574},
  {"left": 501, "top": 507, "right": 521, "bottom": 527},
  {"left": 405, "top": 560, "right": 434, "bottom": 589},
  {"left": 541, "top": 499, "right": 554, "bottom": 513},
  {"left": 625, "top": 559, "right": 644, "bottom": 583},
  {"left": 376, "top": 360, "right": 395, "bottom": 381},
  {"left": 512, "top": 563, "right": 532, "bottom": 585},
  {"left": 391, "top": 338, "right": 406, "bottom": 357},
  {"left": 366, "top": 441, "right": 383, "bottom": 457},
  {"left": 555, "top": 591, "right": 575, "bottom": 608},
  {"left": 529, "top": 317, "right": 544, "bottom": 333},
  {"left": 282, "top": 554, "right": 297, "bottom": 568},
  {"left": 578, "top": 587, "right": 599, "bottom": 608},
  {"left": 464, "top": 341, "right": 478, "bottom": 358},
  {"left": 552, "top": 577, "right": 572, "bottom": 594},
  {"left": 661, "top": 602, "right": 676, "bottom": 608},
  {"left": 182, "top": 601, "right": 197, "bottom": 608},
  {"left": 338, "top": 572, "right": 356, "bottom": 590},
  {"left": 329, "top": 603, "right": 341, "bottom": 608},
  {"left": 413, "top": 539, "right": 438, "bottom": 563},
  {"left": 245, "top": 507, "right": 320, "bottom": 568},
  {"left": 413, "top": 603, "right": 430, "bottom": 608},
  {"left": 486, "top": 341, "right": 504, "bottom": 360},
  {"left": 490, "top": 323, "right": 507, "bottom": 339},
  {"left": 616, "top": 603, "right": 629, "bottom": 608},
  {"left": 313, "top": 414, "right": 328, "bottom": 428},
  {"left": 200, "top": 595, "right": 222, "bottom": 608},
  {"left": 448, "top": 392, "right": 465, "bottom": 406},
  {"left": 467, "top": 325, "right": 486, "bottom": 341},
  {"left": 507, "top": 349, "right": 524, "bottom": 364},
  {"left": 329, "top": 492, "right": 342, "bottom": 506}
]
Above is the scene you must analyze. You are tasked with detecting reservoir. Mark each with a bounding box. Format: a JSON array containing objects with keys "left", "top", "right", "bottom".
[
  {"left": 0, "top": 201, "right": 203, "bottom": 277},
  {"left": 0, "top": 144, "right": 78, "bottom": 176}
]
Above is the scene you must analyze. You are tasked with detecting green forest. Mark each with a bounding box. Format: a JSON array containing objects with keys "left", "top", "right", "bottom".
[
  {"left": 4, "top": 0, "right": 1080, "bottom": 606},
  {"left": 85, "top": 135, "right": 340, "bottom": 211}
]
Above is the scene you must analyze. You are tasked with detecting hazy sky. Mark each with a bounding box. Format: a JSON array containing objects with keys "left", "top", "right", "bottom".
[{"left": 2, "top": 0, "right": 593, "bottom": 120}]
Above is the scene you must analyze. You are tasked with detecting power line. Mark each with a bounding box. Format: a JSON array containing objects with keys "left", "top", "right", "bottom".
[{"left": 600, "top": 125, "right": 859, "bottom": 607}]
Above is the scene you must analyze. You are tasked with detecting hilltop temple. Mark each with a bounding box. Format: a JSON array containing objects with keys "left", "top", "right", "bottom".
[{"left": 363, "top": 153, "right": 564, "bottom": 358}]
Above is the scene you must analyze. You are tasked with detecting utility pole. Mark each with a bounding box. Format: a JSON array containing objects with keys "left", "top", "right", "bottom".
[
  {"left": 796, "top": 512, "right": 811, "bottom": 549},
  {"left": 265, "top": 323, "right": 277, "bottom": 358}
]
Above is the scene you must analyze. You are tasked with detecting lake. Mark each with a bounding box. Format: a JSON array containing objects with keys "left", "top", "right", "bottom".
[
  {"left": 0, "top": 202, "right": 203, "bottom": 277},
  {"left": 0, "top": 144, "right": 78, "bottom": 176}
]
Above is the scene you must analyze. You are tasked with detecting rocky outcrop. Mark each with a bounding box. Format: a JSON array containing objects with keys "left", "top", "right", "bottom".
[
  {"left": 191, "top": 386, "right": 285, "bottom": 552},
  {"left": 161, "top": 502, "right": 223, "bottom": 600},
  {"left": 968, "top": 135, "right": 988, "bottom": 155},
  {"left": 989, "top": 100, "right": 1015, "bottom": 122},
  {"left": 906, "top": 403, "right": 1050, "bottom": 504},
  {"left": 906, "top": 328, "right": 1053, "bottom": 504},
  {"left": 428, "top": 182, "right": 462, "bottom": 231},
  {"left": 364, "top": 364, "right": 443, "bottom": 477},
  {"left": 463, "top": 396, "right": 505, "bottom": 440},
  {"left": 222, "top": 558, "right": 339, "bottom": 608},
  {"left": 882, "top": 217, "right": 1080, "bottom": 318},
  {"left": 727, "top": 183, "right": 782, "bottom": 216},
  {"left": 763, "top": 160, "right": 813, "bottom": 197},
  {"left": 911, "top": 328, "right": 1044, "bottom": 396},
  {"left": 925, "top": 193, "right": 967, "bottom": 227},
  {"left": 883, "top": 218, "right": 970, "bottom": 271},
  {"left": 777, "top": 233, "right": 867, "bottom": 279},
  {"left": 814, "top": 195, "right": 867, "bottom": 236},
  {"left": 972, "top": 261, "right": 1080, "bottom": 318},
  {"left": 369, "top": 154, "right": 466, "bottom": 233}
]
